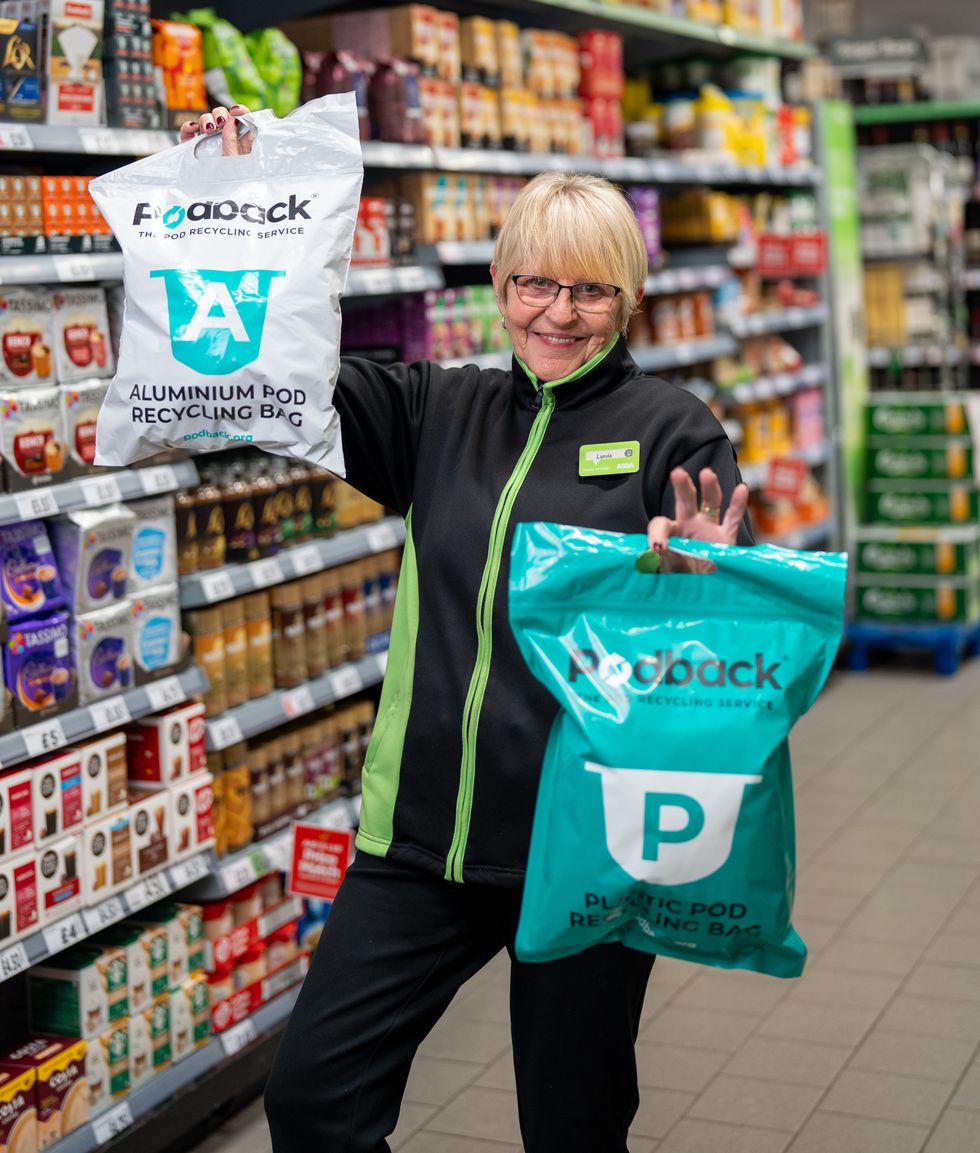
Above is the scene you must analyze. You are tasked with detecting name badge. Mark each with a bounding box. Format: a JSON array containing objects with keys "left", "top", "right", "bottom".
[{"left": 579, "top": 441, "right": 640, "bottom": 477}]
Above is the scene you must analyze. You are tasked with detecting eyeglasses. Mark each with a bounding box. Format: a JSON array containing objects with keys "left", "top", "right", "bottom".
[{"left": 510, "top": 275, "right": 622, "bottom": 313}]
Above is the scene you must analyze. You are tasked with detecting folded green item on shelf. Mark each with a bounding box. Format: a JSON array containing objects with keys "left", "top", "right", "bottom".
[
  {"left": 178, "top": 7, "right": 266, "bottom": 111},
  {"left": 509, "top": 524, "right": 846, "bottom": 978},
  {"left": 246, "top": 28, "right": 302, "bottom": 119}
]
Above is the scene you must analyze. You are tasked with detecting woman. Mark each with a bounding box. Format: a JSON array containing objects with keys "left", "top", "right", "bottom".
[{"left": 184, "top": 108, "right": 751, "bottom": 1153}]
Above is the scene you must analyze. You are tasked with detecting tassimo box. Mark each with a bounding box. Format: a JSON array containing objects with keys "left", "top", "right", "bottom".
[
  {"left": 59, "top": 381, "right": 109, "bottom": 476},
  {"left": 72, "top": 602, "right": 133, "bottom": 706},
  {"left": 0, "top": 288, "right": 54, "bottom": 386},
  {"left": 50, "top": 505, "right": 135, "bottom": 614},
  {"left": 72, "top": 733, "right": 128, "bottom": 824},
  {"left": 0, "top": 768, "right": 34, "bottom": 856},
  {"left": 36, "top": 834, "right": 83, "bottom": 924},
  {"left": 4, "top": 611, "right": 77, "bottom": 727},
  {"left": 32, "top": 752, "right": 83, "bottom": 847},
  {"left": 51, "top": 289, "right": 114, "bottom": 383},
  {"left": 126, "top": 702, "right": 206, "bottom": 784},
  {"left": 0, "top": 520, "right": 65, "bottom": 624},
  {"left": 0, "top": 388, "right": 69, "bottom": 493},
  {"left": 131, "top": 584, "right": 180, "bottom": 685},
  {"left": 0, "top": 1037, "right": 87, "bottom": 1150},
  {"left": 0, "top": 851, "right": 39, "bottom": 945},
  {"left": 128, "top": 496, "right": 177, "bottom": 592},
  {"left": 0, "top": 1064, "right": 37, "bottom": 1153}
]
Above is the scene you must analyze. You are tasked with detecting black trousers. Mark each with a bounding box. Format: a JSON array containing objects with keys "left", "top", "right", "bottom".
[{"left": 264, "top": 853, "right": 655, "bottom": 1153}]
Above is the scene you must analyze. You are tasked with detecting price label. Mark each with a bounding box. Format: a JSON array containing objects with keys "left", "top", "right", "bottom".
[
  {"left": 290, "top": 544, "right": 322, "bottom": 576},
  {"left": 15, "top": 489, "right": 60, "bottom": 521},
  {"left": 89, "top": 695, "right": 131, "bottom": 732},
  {"left": 128, "top": 130, "right": 155, "bottom": 155},
  {"left": 0, "top": 942, "right": 30, "bottom": 981},
  {"left": 282, "top": 685, "right": 314, "bottom": 719},
  {"left": 220, "top": 1017, "right": 258, "bottom": 1056},
  {"left": 80, "top": 474, "right": 123, "bottom": 506},
  {"left": 169, "top": 853, "right": 210, "bottom": 890},
  {"left": 330, "top": 665, "right": 362, "bottom": 700},
  {"left": 263, "top": 837, "right": 292, "bottom": 874},
  {"left": 146, "top": 675, "right": 184, "bottom": 713},
  {"left": 0, "top": 125, "right": 33, "bottom": 150},
  {"left": 126, "top": 870, "right": 173, "bottom": 912},
  {"left": 210, "top": 714, "right": 245, "bottom": 749},
  {"left": 52, "top": 253, "right": 97, "bottom": 282},
  {"left": 251, "top": 558, "right": 284, "bottom": 588},
  {"left": 366, "top": 522, "right": 398, "bottom": 551},
  {"left": 42, "top": 913, "right": 86, "bottom": 956},
  {"left": 23, "top": 718, "right": 66, "bottom": 759},
  {"left": 80, "top": 128, "right": 122, "bottom": 155},
  {"left": 140, "top": 464, "right": 178, "bottom": 494},
  {"left": 200, "top": 570, "right": 236, "bottom": 602},
  {"left": 220, "top": 857, "right": 257, "bottom": 894},
  {"left": 92, "top": 1100, "right": 134, "bottom": 1145},
  {"left": 82, "top": 895, "right": 126, "bottom": 934}
]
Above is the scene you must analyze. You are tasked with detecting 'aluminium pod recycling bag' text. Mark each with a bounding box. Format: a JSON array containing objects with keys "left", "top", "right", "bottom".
[
  {"left": 509, "top": 525, "right": 847, "bottom": 979},
  {"left": 89, "top": 93, "right": 364, "bottom": 470}
]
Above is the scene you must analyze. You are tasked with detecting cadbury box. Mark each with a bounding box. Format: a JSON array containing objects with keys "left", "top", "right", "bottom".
[
  {"left": 864, "top": 392, "right": 975, "bottom": 439},
  {"left": 0, "top": 520, "right": 66, "bottom": 624},
  {"left": 0, "top": 1063, "right": 37, "bottom": 1153},
  {"left": 49, "top": 505, "right": 135, "bottom": 614},
  {"left": 72, "top": 602, "right": 133, "bottom": 706},
  {"left": 0, "top": 1037, "right": 87, "bottom": 1150},
  {"left": 854, "top": 575, "right": 980, "bottom": 624},
  {"left": 855, "top": 525, "right": 980, "bottom": 579},
  {"left": 866, "top": 482, "right": 980, "bottom": 526},
  {"left": 4, "top": 611, "right": 77, "bottom": 727},
  {"left": 866, "top": 437, "right": 975, "bottom": 482}
]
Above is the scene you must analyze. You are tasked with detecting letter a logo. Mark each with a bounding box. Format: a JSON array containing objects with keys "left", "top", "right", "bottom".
[{"left": 150, "top": 267, "right": 285, "bottom": 376}]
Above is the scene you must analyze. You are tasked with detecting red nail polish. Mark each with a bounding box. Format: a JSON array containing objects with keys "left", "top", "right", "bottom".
[{"left": 216, "top": 116, "right": 225, "bottom": 125}]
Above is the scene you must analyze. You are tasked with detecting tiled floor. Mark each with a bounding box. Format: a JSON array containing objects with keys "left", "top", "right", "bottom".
[{"left": 194, "top": 661, "right": 980, "bottom": 1153}]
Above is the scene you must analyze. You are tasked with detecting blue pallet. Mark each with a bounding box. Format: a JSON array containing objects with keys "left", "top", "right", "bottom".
[{"left": 845, "top": 620, "right": 980, "bottom": 676}]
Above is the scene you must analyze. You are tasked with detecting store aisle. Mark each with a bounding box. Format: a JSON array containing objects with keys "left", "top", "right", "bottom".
[{"left": 196, "top": 661, "right": 980, "bottom": 1153}]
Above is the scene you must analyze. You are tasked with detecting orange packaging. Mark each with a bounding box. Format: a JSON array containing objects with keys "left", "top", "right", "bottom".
[
  {"left": 151, "top": 20, "right": 206, "bottom": 111},
  {"left": 460, "top": 15, "right": 498, "bottom": 83},
  {"left": 388, "top": 4, "right": 439, "bottom": 73},
  {"left": 435, "top": 10, "right": 460, "bottom": 83}
]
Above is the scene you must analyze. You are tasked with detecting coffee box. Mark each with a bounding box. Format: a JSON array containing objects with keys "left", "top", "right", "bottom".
[
  {"left": 81, "top": 810, "right": 132, "bottom": 904},
  {"left": 133, "top": 902, "right": 204, "bottom": 990},
  {"left": 4, "top": 611, "right": 76, "bottom": 727},
  {"left": 0, "top": 852, "right": 39, "bottom": 945},
  {"left": 170, "top": 971, "right": 209, "bottom": 1062},
  {"left": 0, "top": 1064, "right": 37, "bottom": 1153},
  {"left": 46, "top": 0, "right": 105, "bottom": 126},
  {"left": 866, "top": 482, "right": 980, "bottom": 526},
  {"left": 29, "top": 944, "right": 127, "bottom": 1040},
  {"left": 129, "top": 495, "right": 177, "bottom": 592},
  {"left": 170, "top": 773, "right": 214, "bottom": 862},
  {"left": 59, "top": 381, "right": 108, "bottom": 476},
  {"left": 128, "top": 997, "right": 170, "bottom": 1087},
  {"left": 0, "top": 1037, "right": 87, "bottom": 1150},
  {"left": 854, "top": 576, "right": 980, "bottom": 624},
  {"left": 0, "top": 289, "right": 53, "bottom": 387},
  {"left": 84, "top": 1020, "right": 128, "bottom": 1117},
  {"left": 0, "top": 520, "right": 65, "bottom": 624},
  {"left": 0, "top": 388, "right": 68, "bottom": 493},
  {"left": 126, "top": 702, "right": 206, "bottom": 785},
  {"left": 49, "top": 505, "right": 135, "bottom": 614},
  {"left": 131, "top": 583, "right": 181, "bottom": 685},
  {"left": 864, "top": 393, "right": 974, "bottom": 439},
  {"left": 128, "top": 791, "right": 170, "bottom": 880},
  {"left": 50, "top": 289, "right": 114, "bottom": 382},
  {"left": 72, "top": 602, "right": 133, "bottom": 706},
  {"left": 73, "top": 733, "right": 128, "bottom": 824},
  {"left": 855, "top": 525, "right": 980, "bottom": 579},
  {"left": 866, "top": 438, "right": 975, "bottom": 482},
  {"left": 32, "top": 754, "right": 83, "bottom": 848},
  {"left": 0, "top": 10, "right": 43, "bottom": 124},
  {"left": 36, "top": 834, "right": 83, "bottom": 925},
  {"left": 0, "top": 769, "right": 34, "bottom": 857}
]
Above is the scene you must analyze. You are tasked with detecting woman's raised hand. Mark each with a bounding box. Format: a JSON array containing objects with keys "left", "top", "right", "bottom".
[
  {"left": 179, "top": 105, "right": 253, "bottom": 155},
  {"left": 647, "top": 466, "right": 749, "bottom": 553}
]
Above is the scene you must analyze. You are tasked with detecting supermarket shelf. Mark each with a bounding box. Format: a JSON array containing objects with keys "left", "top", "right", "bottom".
[
  {"left": 0, "top": 251, "right": 123, "bottom": 285},
  {"left": 188, "top": 795, "right": 362, "bottom": 900},
  {"left": 427, "top": 241, "right": 495, "bottom": 265},
  {"left": 762, "top": 518, "right": 834, "bottom": 550},
  {"left": 723, "top": 363, "right": 829, "bottom": 404},
  {"left": 0, "top": 123, "right": 176, "bottom": 155},
  {"left": 205, "top": 652, "right": 387, "bottom": 752},
  {"left": 0, "top": 459, "right": 198, "bottom": 527},
  {"left": 867, "top": 345, "right": 964, "bottom": 369},
  {"left": 726, "top": 304, "right": 828, "bottom": 338},
  {"left": 0, "top": 852, "right": 212, "bottom": 985},
  {"left": 54, "top": 984, "right": 302, "bottom": 1153},
  {"left": 346, "top": 264, "right": 443, "bottom": 296},
  {"left": 854, "top": 101, "right": 980, "bottom": 126},
  {"left": 972, "top": 345, "right": 980, "bottom": 367},
  {"left": 632, "top": 334, "right": 737, "bottom": 372},
  {"left": 964, "top": 269, "right": 980, "bottom": 292},
  {"left": 439, "top": 351, "right": 511, "bottom": 371},
  {"left": 179, "top": 517, "right": 407, "bottom": 609},
  {"left": 0, "top": 664, "right": 207, "bottom": 771},
  {"left": 739, "top": 440, "right": 831, "bottom": 490},
  {"left": 645, "top": 264, "right": 731, "bottom": 295}
]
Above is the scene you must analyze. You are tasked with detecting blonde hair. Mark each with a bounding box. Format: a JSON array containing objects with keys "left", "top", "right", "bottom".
[{"left": 492, "top": 171, "right": 647, "bottom": 332}]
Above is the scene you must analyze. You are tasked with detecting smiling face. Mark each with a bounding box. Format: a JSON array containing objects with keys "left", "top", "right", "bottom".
[{"left": 491, "top": 266, "right": 621, "bottom": 382}]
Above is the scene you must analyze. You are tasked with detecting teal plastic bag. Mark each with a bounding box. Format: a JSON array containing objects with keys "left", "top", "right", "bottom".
[{"left": 509, "top": 524, "right": 847, "bottom": 978}]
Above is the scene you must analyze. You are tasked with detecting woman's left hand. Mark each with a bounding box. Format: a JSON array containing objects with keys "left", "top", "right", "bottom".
[{"left": 647, "top": 466, "right": 749, "bottom": 553}]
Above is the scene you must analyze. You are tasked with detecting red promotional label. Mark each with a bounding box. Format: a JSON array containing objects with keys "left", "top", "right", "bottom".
[
  {"left": 764, "top": 457, "right": 808, "bottom": 502},
  {"left": 288, "top": 823, "right": 353, "bottom": 901}
]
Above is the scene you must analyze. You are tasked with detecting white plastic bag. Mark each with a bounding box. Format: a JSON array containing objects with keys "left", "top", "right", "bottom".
[{"left": 89, "top": 93, "right": 363, "bottom": 471}]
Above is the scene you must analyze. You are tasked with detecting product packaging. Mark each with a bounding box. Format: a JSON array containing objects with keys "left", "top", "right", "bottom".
[
  {"left": 50, "top": 505, "right": 135, "bottom": 614},
  {"left": 169, "top": 772, "right": 214, "bottom": 861},
  {"left": 0, "top": 851, "right": 39, "bottom": 944},
  {"left": 72, "top": 602, "right": 133, "bottom": 705},
  {"left": 37, "top": 833, "right": 84, "bottom": 924},
  {"left": 81, "top": 809, "right": 133, "bottom": 904},
  {"left": 29, "top": 944, "right": 128, "bottom": 1039},
  {"left": 95, "top": 924, "right": 154, "bottom": 1017},
  {"left": 59, "top": 380, "right": 109, "bottom": 475},
  {"left": 127, "top": 789, "right": 171, "bottom": 879},
  {"left": 128, "top": 997, "right": 170, "bottom": 1085},
  {"left": 0, "top": 1064, "right": 37, "bottom": 1153},
  {"left": 508, "top": 524, "right": 846, "bottom": 977},
  {"left": 0, "top": 388, "right": 68, "bottom": 493},
  {"left": 0, "top": 1037, "right": 88, "bottom": 1150},
  {"left": 126, "top": 701, "right": 206, "bottom": 784},
  {"left": 0, "top": 288, "right": 54, "bottom": 385},
  {"left": 131, "top": 582, "right": 182, "bottom": 684},
  {"left": 73, "top": 733, "right": 128, "bottom": 824},
  {"left": 88, "top": 93, "right": 363, "bottom": 469},
  {"left": 0, "top": 768, "right": 34, "bottom": 857},
  {"left": 170, "top": 971, "right": 210, "bottom": 1060},
  {"left": 128, "top": 495, "right": 178, "bottom": 592},
  {"left": 5, "top": 611, "right": 76, "bottom": 727},
  {"left": 0, "top": 9, "right": 42, "bottom": 123},
  {"left": 84, "top": 1020, "right": 129, "bottom": 1116},
  {"left": 32, "top": 752, "right": 83, "bottom": 846},
  {"left": 51, "top": 289, "right": 114, "bottom": 382},
  {"left": 0, "top": 520, "right": 65, "bottom": 623},
  {"left": 45, "top": 0, "right": 104, "bottom": 126}
]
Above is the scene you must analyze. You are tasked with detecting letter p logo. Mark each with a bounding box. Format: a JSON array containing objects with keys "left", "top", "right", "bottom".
[{"left": 643, "top": 793, "right": 704, "bottom": 861}]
